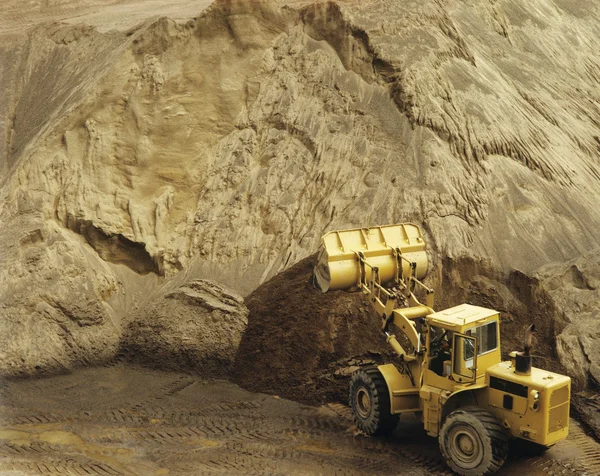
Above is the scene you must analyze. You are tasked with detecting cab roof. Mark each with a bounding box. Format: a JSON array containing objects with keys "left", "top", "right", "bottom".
[{"left": 427, "top": 304, "right": 498, "bottom": 327}]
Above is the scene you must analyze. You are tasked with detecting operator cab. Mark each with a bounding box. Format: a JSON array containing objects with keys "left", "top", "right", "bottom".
[
  {"left": 428, "top": 328, "right": 452, "bottom": 377},
  {"left": 426, "top": 304, "right": 501, "bottom": 386}
]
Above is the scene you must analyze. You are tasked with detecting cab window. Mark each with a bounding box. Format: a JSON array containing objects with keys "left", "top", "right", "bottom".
[
  {"left": 466, "top": 322, "right": 498, "bottom": 355},
  {"left": 452, "top": 333, "right": 476, "bottom": 381}
]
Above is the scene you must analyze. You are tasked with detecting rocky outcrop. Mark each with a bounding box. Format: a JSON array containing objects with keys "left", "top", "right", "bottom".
[
  {"left": 126, "top": 279, "right": 248, "bottom": 376},
  {"left": 539, "top": 255, "right": 600, "bottom": 389},
  {"left": 0, "top": 212, "right": 120, "bottom": 376}
]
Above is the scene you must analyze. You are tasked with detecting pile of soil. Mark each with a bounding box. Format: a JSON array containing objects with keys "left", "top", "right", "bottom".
[
  {"left": 232, "top": 255, "right": 390, "bottom": 405},
  {"left": 125, "top": 279, "right": 249, "bottom": 377}
]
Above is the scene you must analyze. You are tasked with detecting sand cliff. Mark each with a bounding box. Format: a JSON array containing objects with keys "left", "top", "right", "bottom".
[{"left": 1, "top": 0, "right": 599, "bottom": 416}]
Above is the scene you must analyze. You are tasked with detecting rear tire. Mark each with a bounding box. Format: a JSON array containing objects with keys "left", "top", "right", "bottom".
[
  {"left": 439, "top": 407, "right": 508, "bottom": 476},
  {"left": 349, "top": 366, "right": 399, "bottom": 435}
]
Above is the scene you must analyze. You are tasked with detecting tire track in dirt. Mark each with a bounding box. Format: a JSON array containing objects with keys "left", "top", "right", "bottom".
[
  {"left": 568, "top": 422, "right": 600, "bottom": 475},
  {"left": 1, "top": 366, "right": 598, "bottom": 475},
  {"left": 4, "top": 460, "right": 124, "bottom": 475}
]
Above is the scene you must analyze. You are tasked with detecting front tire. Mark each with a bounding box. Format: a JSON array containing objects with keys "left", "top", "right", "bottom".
[
  {"left": 349, "top": 366, "right": 399, "bottom": 435},
  {"left": 439, "top": 407, "right": 508, "bottom": 475}
]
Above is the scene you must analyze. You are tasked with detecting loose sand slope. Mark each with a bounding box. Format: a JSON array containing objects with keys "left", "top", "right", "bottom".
[{"left": 0, "top": 0, "right": 599, "bottom": 410}]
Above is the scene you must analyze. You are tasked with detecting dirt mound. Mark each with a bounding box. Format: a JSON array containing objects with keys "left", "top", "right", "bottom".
[
  {"left": 0, "top": 218, "right": 121, "bottom": 377},
  {"left": 125, "top": 279, "right": 248, "bottom": 376},
  {"left": 232, "top": 255, "right": 390, "bottom": 404}
]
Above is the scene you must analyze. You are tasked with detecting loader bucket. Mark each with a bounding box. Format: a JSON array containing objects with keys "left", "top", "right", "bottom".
[{"left": 314, "top": 223, "right": 428, "bottom": 292}]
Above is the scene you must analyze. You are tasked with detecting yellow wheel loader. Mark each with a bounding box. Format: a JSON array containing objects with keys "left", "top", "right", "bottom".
[{"left": 313, "top": 223, "right": 571, "bottom": 476}]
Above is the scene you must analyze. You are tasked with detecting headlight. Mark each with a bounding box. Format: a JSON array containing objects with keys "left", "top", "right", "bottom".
[{"left": 529, "top": 390, "right": 540, "bottom": 411}]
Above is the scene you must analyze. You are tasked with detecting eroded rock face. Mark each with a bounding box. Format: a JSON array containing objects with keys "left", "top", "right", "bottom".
[
  {"left": 539, "top": 256, "right": 600, "bottom": 389},
  {"left": 6, "top": 0, "right": 600, "bottom": 290},
  {"left": 125, "top": 279, "right": 248, "bottom": 376},
  {"left": 0, "top": 0, "right": 599, "bottom": 397},
  {"left": 0, "top": 212, "right": 120, "bottom": 377}
]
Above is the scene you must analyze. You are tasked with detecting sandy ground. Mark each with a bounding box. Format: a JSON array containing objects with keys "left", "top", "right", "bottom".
[{"left": 1, "top": 365, "right": 599, "bottom": 475}]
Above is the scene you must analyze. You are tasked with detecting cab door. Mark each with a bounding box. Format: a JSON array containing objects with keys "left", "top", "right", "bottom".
[{"left": 452, "top": 334, "right": 477, "bottom": 384}]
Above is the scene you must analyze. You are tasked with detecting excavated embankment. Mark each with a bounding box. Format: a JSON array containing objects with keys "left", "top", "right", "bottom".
[
  {"left": 234, "top": 255, "right": 564, "bottom": 401},
  {"left": 1, "top": 0, "right": 600, "bottom": 433}
]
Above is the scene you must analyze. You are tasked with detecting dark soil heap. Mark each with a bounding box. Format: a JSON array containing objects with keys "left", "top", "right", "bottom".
[{"left": 232, "top": 256, "right": 390, "bottom": 404}]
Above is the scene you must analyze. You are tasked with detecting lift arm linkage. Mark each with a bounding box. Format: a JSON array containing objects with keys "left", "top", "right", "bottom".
[{"left": 355, "top": 250, "right": 434, "bottom": 361}]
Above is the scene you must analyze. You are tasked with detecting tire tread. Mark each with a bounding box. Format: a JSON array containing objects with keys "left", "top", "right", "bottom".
[
  {"left": 349, "top": 366, "right": 399, "bottom": 436},
  {"left": 439, "top": 407, "right": 508, "bottom": 475}
]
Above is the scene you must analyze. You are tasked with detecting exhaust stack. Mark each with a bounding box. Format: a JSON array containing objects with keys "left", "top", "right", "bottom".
[{"left": 514, "top": 324, "right": 535, "bottom": 376}]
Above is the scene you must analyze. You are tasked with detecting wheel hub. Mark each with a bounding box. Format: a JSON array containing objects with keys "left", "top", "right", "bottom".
[
  {"left": 355, "top": 387, "right": 372, "bottom": 418},
  {"left": 457, "top": 434, "right": 475, "bottom": 455},
  {"left": 449, "top": 426, "right": 483, "bottom": 469}
]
